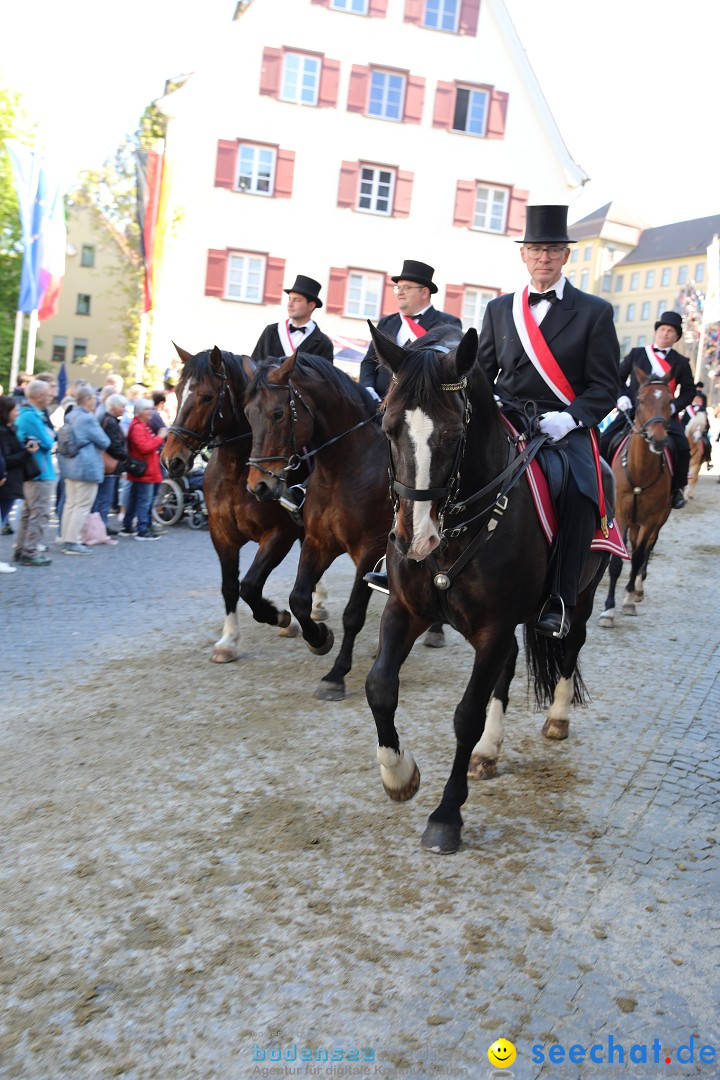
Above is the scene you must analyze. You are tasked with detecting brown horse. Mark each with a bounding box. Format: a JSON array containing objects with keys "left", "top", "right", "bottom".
[
  {"left": 599, "top": 368, "right": 674, "bottom": 627},
  {"left": 162, "top": 346, "right": 303, "bottom": 661},
  {"left": 686, "top": 410, "right": 710, "bottom": 497},
  {"left": 243, "top": 352, "right": 390, "bottom": 700}
]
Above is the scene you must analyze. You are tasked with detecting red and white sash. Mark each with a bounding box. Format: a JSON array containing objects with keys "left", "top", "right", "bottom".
[
  {"left": 646, "top": 346, "right": 675, "bottom": 391},
  {"left": 278, "top": 320, "right": 315, "bottom": 356},
  {"left": 399, "top": 313, "right": 427, "bottom": 344}
]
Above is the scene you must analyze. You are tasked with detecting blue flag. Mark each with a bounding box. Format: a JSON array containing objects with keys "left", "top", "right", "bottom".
[
  {"left": 57, "top": 361, "right": 67, "bottom": 404},
  {"left": 4, "top": 140, "right": 48, "bottom": 313}
]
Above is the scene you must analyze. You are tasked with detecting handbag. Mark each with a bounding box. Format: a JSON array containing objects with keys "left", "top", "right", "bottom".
[
  {"left": 22, "top": 452, "right": 42, "bottom": 480},
  {"left": 101, "top": 450, "right": 122, "bottom": 476},
  {"left": 126, "top": 456, "right": 147, "bottom": 478}
]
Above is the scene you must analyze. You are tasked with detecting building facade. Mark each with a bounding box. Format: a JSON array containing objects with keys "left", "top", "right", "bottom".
[{"left": 148, "top": 0, "right": 587, "bottom": 368}]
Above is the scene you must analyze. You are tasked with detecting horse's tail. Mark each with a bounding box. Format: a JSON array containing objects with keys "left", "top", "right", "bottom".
[{"left": 523, "top": 627, "right": 589, "bottom": 709}]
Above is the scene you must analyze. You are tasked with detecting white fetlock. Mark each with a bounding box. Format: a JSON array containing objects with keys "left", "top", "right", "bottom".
[
  {"left": 377, "top": 746, "right": 417, "bottom": 791},
  {"left": 547, "top": 677, "right": 572, "bottom": 722},
  {"left": 473, "top": 697, "right": 505, "bottom": 761}
]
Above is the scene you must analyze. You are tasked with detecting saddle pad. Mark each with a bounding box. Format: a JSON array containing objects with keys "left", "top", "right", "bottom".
[
  {"left": 611, "top": 434, "right": 673, "bottom": 475},
  {"left": 501, "top": 417, "right": 629, "bottom": 559}
]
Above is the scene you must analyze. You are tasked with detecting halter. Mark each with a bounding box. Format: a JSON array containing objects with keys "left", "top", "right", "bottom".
[
  {"left": 168, "top": 357, "right": 249, "bottom": 454},
  {"left": 632, "top": 380, "right": 671, "bottom": 452}
]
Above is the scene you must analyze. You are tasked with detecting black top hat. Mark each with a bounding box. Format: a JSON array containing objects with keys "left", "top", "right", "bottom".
[
  {"left": 515, "top": 204, "right": 576, "bottom": 244},
  {"left": 284, "top": 274, "right": 323, "bottom": 308},
  {"left": 391, "top": 259, "right": 438, "bottom": 294},
  {"left": 654, "top": 311, "right": 683, "bottom": 340}
]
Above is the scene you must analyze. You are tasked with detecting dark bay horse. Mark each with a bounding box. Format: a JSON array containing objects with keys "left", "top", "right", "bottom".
[
  {"left": 162, "top": 346, "right": 303, "bottom": 661},
  {"left": 243, "top": 352, "right": 390, "bottom": 700},
  {"left": 599, "top": 368, "right": 674, "bottom": 627},
  {"left": 364, "top": 324, "right": 611, "bottom": 853}
]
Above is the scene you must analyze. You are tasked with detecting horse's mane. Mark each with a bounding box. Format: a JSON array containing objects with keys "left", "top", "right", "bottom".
[
  {"left": 249, "top": 353, "right": 376, "bottom": 420},
  {"left": 177, "top": 349, "right": 249, "bottom": 392},
  {"left": 388, "top": 326, "right": 498, "bottom": 423}
]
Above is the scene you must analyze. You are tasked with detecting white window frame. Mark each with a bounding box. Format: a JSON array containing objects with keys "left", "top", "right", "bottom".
[
  {"left": 677, "top": 265, "right": 688, "bottom": 284},
  {"left": 80, "top": 245, "right": 95, "bottom": 268},
  {"left": 627, "top": 303, "right": 635, "bottom": 322},
  {"left": 580, "top": 270, "right": 589, "bottom": 290},
  {"left": 331, "top": 0, "right": 368, "bottom": 11},
  {"left": 621, "top": 336, "right": 632, "bottom": 354},
  {"left": 452, "top": 86, "right": 489, "bottom": 136},
  {"left": 657, "top": 300, "right": 667, "bottom": 318},
  {"left": 357, "top": 165, "right": 396, "bottom": 216},
  {"left": 226, "top": 253, "right": 266, "bottom": 304},
  {"left": 368, "top": 69, "right": 406, "bottom": 121},
  {"left": 583, "top": 245, "right": 592, "bottom": 261},
  {"left": 73, "top": 338, "right": 88, "bottom": 360},
  {"left": 641, "top": 301, "right": 651, "bottom": 320},
  {"left": 281, "top": 52, "right": 321, "bottom": 107},
  {"left": 695, "top": 262, "right": 705, "bottom": 283},
  {"left": 76, "top": 293, "right": 91, "bottom": 315},
  {"left": 345, "top": 271, "right": 384, "bottom": 319},
  {"left": 630, "top": 272, "right": 639, "bottom": 290},
  {"left": 612, "top": 305, "right": 620, "bottom": 320},
  {"left": 645, "top": 269, "right": 655, "bottom": 288},
  {"left": 52, "top": 336, "right": 67, "bottom": 363},
  {"left": 462, "top": 288, "right": 495, "bottom": 331},
  {"left": 614, "top": 274, "right": 624, "bottom": 292},
  {"left": 424, "top": 0, "right": 459, "bottom": 32},
  {"left": 472, "top": 184, "right": 508, "bottom": 233},
  {"left": 236, "top": 143, "right": 276, "bottom": 196},
  {"left": 661, "top": 267, "right": 671, "bottom": 286},
  {"left": 637, "top": 335, "right": 647, "bottom": 347}
]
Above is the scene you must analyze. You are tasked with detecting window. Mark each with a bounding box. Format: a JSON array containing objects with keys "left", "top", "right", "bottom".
[
  {"left": 612, "top": 305, "right": 619, "bottom": 320},
  {"left": 657, "top": 300, "right": 667, "bottom": 318},
  {"left": 614, "top": 275, "right": 624, "bottom": 292},
  {"left": 226, "top": 253, "right": 265, "bottom": 303},
  {"left": 630, "top": 272, "right": 639, "bottom": 290},
  {"left": 580, "top": 270, "right": 589, "bottom": 290},
  {"left": 645, "top": 269, "right": 655, "bottom": 288},
  {"left": 473, "top": 185, "right": 508, "bottom": 232},
  {"left": 368, "top": 70, "right": 405, "bottom": 120},
  {"left": 73, "top": 338, "right": 88, "bottom": 361},
  {"left": 331, "top": 0, "right": 368, "bottom": 10},
  {"left": 661, "top": 267, "right": 671, "bottom": 286},
  {"left": 281, "top": 52, "right": 321, "bottom": 106},
  {"left": 345, "top": 271, "right": 384, "bottom": 318},
  {"left": 80, "top": 245, "right": 95, "bottom": 268},
  {"left": 462, "top": 287, "right": 494, "bottom": 330},
  {"left": 452, "top": 86, "right": 488, "bottom": 135},
  {"left": 602, "top": 272, "right": 612, "bottom": 291},
  {"left": 76, "top": 294, "right": 91, "bottom": 315},
  {"left": 627, "top": 303, "right": 635, "bottom": 321},
  {"left": 621, "top": 336, "right": 631, "bottom": 354},
  {"left": 358, "top": 166, "right": 396, "bottom": 215},
  {"left": 695, "top": 262, "right": 705, "bottom": 283},
  {"left": 567, "top": 271, "right": 576, "bottom": 285},
  {"left": 424, "top": 0, "right": 459, "bottom": 32},
  {"left": 637, "top": 335, "right": 646, "bottom": 347},
  {"left": 678, "top": 265, "right": 688, "bottom": 284},
  {"left": 641, "top": 301, "right": 650, "bottom": 320},
  {"left": 584, "top": 245, "right": 592, "bottom": 261},
  {"left": 237, "top": 143, "right": 276, "bottom": 195},
  {"left": 51, "top": 336, "right": 67, "bottom": 363},
  {"left": 570, "top": 248, "right": 578, "bottom": 263}
]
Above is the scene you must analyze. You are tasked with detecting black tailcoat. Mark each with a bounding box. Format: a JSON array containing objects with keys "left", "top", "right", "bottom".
[
  {"left": 360, "top": 307, "right": 463, "bottom": 399},
  {"left": 251, "top": 323, "right": 335, "bottom": 363}
]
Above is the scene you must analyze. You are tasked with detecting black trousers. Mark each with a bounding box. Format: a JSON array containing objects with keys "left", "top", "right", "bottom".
[{"left": 551, "top": 471, "right": 596, "bottom": 608}]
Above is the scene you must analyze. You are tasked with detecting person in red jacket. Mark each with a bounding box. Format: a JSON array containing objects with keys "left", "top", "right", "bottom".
[{"left": 121, "top": 399, "right": 167, "bottom": 540}]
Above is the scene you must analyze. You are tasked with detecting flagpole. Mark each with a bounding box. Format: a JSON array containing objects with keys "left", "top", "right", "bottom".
[
  {"left": 10, "top": 310, "right": 24, "bottom": 390},
  {"left": 25, "top": 309, "right": 39, "bottom": 374},
  {"left": 136, "top": 311, "right": 148, "bottom": 383}
]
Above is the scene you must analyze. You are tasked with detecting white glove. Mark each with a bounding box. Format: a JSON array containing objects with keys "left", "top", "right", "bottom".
[
  {"left": 538, "top": 411, "right": 577, "bottom": 441},
  {"left": 365, "top": 387, "right": 381, "bottom": 403},
  {"left": 692, "top": 430, "right": 702, "bottom": 442},
  {"left": 617, "top": 395, "right": 632, "bottom": 412}
]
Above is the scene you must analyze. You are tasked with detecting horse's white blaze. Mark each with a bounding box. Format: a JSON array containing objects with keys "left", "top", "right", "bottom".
[
  {"left": 405, "top": 408, "right": 440, "bottom": 560},
  {"left": 547, "top": 676, "right": 573, "bottom": 721},
  {"left": 177, "top": 380, "right": 193, "bottom": 412},
  {"left": 473, "top": 696, "right": 505, "bottom": 760},
  {"left": 377, "top": 745, "right": 417, "bottom": 790},
  {"left": 653, "top": 389, "right": 662, "bottom": 400},
  {"left": 216, "top": 611, "right": 240, "bottom": 649}
]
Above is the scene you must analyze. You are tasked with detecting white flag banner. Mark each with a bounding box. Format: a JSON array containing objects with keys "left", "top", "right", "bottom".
[{"left": 703, "top": 234, "right": 720, "bottom": 324}]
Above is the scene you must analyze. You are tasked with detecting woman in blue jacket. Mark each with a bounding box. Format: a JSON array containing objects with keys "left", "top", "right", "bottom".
[{"left": 57, "top": 386, "right": 110, "bottom": 555}]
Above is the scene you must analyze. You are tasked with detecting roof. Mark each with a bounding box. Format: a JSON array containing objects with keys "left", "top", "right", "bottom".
[
  {"left": 614, "top": 214, "right": 720, "bottom": 267},
  {"left": 568, "top": 202, "right": 648, "bottom": 242}
]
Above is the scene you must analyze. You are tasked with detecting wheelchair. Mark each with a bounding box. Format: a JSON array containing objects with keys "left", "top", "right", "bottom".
[{"left": 152, "top": 469, "right": 207, "bottom": 530}]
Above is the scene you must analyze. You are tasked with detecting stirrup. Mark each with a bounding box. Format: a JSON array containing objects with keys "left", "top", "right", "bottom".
[{"left": 363, "top": 556, "right": 389, "bottom": 595}]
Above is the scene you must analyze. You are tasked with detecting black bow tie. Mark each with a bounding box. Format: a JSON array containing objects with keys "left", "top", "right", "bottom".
[
  {"left": 528, "top": 290, "right": 558, "bottom": 306},
  {"left": 654, "top": 347, "right": 668, "bottom": 355},
  {"left": 290, "top": 324, "right": 307, "bottom": 335}
]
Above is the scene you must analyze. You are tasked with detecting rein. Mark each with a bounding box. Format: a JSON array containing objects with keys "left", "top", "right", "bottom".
[
  {"left": 168, "top": 359, "right": 250, "bottom": 454},
  {"left": 621, "top": 382, "right": 672, "bottom": 523}
]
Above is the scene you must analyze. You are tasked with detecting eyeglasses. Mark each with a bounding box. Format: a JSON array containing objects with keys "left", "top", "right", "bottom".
[
  {"left": 523, "top": 245, "right": 569, "bottom": 258},
  {"left": 393, "top": 285, "right": 423, "bottom": 294}
]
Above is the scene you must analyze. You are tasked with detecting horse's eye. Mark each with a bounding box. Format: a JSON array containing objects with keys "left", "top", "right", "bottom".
[
  {"left": 272, "top": 408, "right": 285, "bottom": 422},
  {"left": 200, "top": 395, "right": 213, "bottom": 405}
]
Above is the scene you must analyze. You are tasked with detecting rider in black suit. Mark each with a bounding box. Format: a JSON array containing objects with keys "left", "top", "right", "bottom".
[
  {"left": 479, "top": 205, "right": 619, "bottom": 638},
  {"left": 252, "top": 274, "right": 334, "bottom": 363}
]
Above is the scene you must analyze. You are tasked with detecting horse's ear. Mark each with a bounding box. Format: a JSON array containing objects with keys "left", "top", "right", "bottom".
[
  {"left": 367, "top": 320, "right": 406, "bottom": 373},
  {"left": 664, "top": 363, "right": 679, "bottom": 387},
  {"left": 634, "top": 365, "right": 649, "bottom": 387},
  {"left": 453, "top": 328, "right": 478, "bottom": 377},
  {"left": 241, "top": 355, "right": 257, "bottom": 381},
  {"left": 173, "top": 342, "right": 194, "bottom": 365},
  {"left": 210, "top": 345, "right": 224, "bottom": 372},
  {"left": 267, "top": 353, "right": 297, "bottom": 385}
]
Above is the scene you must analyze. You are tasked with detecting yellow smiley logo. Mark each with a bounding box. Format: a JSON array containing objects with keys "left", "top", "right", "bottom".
[{"left": 487, "top": 1039, "right": 517, "bottom": 1068}]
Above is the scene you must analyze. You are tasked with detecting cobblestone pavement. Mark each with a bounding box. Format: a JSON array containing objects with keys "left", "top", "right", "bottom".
[{"left": 1, "top": 471, "right": 719, "bottom": 1080}]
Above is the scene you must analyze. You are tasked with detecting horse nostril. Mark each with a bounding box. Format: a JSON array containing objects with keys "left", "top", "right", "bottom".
[{"left": 389, "top": 529, "right": 397, "bottom": 543}]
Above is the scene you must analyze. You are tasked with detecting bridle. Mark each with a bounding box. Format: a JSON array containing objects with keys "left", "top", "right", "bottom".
[
  {"left": 631, "top": 380, "right": 672, "bottom": 453},
  {"left": 168, "top": 357, "right": 249, "bottom": 454}
]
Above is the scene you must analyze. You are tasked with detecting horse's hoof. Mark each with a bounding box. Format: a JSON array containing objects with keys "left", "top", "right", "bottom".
[
  {"left": 314, "top": 680, "right": 345, "bottom": 701},
  {"left": 277, "top": 621, "right": 300, "bottom": 638},
  {"left": 598, "top": 612, "right": 614, "bottom": 628},
  {"left": 543, "top": 717, "right": 569, "bottom": 740},
  {"left": 277, "top": 610, "right": 292, "bottom": 628},
  {"left": 423, "top": 630, "right": 446, "bottom": 649},
  {"left": 622, "top": 603, "right": 637, "bottom": 617},
  {"left": 634, "top": 591, "right": 644, "bottom": 604},
  {"left": 421, "top": 820, "right": 462, "bottom": 854},
  {"left": 381, "top": 761, "right": 421, "bottom": 802},
  {"left": 211, "top": 646, "right": 240, "bottom": 663},
  {"left": 467, "top": 754, "right": 497, "bottom": 780},
  {"left": 308, "top": 626, "right": 334, "bottom": 656},
  {"left": 311, "top": 605, "right": 329, "bottom": 622}
]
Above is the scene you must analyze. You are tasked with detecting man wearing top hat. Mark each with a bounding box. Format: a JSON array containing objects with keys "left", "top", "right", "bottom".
[
  {"left": 359, "top": 259, "right": 462, "bottom": 402},
  {"left": 600, "top": 310, "right": 694, "bottom": 509},
  {"left": 252, "top": 274, "right": 334, "bottom": 363},
  {"left": 479, "top": 205, "right": 620, "bottom": 639}
]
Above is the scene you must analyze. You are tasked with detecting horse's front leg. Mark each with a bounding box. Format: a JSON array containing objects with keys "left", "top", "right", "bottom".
[
  {"left": 423, "top": 630, "right": 513, "bottom": 854},
  {"left": 289, "top": 540, "right": 336, "bottom": 656},
  {"left": 599, "top": 546, "right": 625, "bottom": 628},
  {"left": 366, "top": 597, "right": 424, "bottom": 803},
  {"left": 315, "top": 550, "right": 381, "bottom": 701},
  {"left": 468, "top": 634, "right": 519, "bottom": 779},
  {"left": 210, "top": 533, "right": 246, "bottom": 663},
  {"left": 238, "top": 528, "right": 298, "bottom": 629}
]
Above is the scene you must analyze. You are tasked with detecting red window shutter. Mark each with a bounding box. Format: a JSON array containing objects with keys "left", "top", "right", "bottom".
[
  {"left": 310, "top": 0, "right": 330, "bottom": 5},
  {"left": 459, "top": 0, "right": 481, "bottom": 36},
  {"left": 264, "top": 257, "right": 286, "bottom": 304},
  {"left": 403, "top": 75, "right": 425, "bottom": 124},
  {"left": 486, "top": 89, "right": 509, "bottom": 138},
  {"left": 326, "top": 268, "right": 348, "bottom": 314},
  {"left": 215, "top": 140, "right": 237, "bottom": 189},
  {"left": 433, "top": 81, "right": 455, "bottom": 129},
  {"left": 453, "top": 181, "right": 476, "bottom": 227},
  {"left": 381, "top": 277, "right": 396, "bottom": 316},
  {"left": 507, "top": 188, "right": 529, "bottom": 235},
  {"left": 205, "top": 250, "right": 227, "bottom": 297},
  {"left": 259, "top": 47, "right": 283, "bottom": 97},
  {"left": 274, "top": 149, "right": 295, "bottom": 199},
  {"left": 337, "top": 161, "right": 360, "bottom": 209},
  {"left": 444, "top": 285, "right": 464, "bottom": 319},
  {"left": 347, "top": 66, "right": 370, "bottom": 113},
  {"left": 318, "top": 58, "right": 340, "bottom": 108},
  {"left": 368, "top": 0, "right": 388, "bottom": 14},
  {"left": 393, "top": 170, "right": 414, "bottom": 218},
  {"left": 403, "top": 0, "right": 423, "bottom": 25}
]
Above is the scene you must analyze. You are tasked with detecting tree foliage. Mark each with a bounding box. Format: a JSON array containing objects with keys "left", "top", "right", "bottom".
[{"left": 0, "top": 86, "right": 35, "bottom": 389}]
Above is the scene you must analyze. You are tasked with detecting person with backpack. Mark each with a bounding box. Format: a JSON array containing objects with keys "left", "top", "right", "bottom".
[
  {"left": 56, "top": 386, "right": 110, "bottom": 555},
  {"left": 12, "top": 380, "right": 57, "bottom": 567}
]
